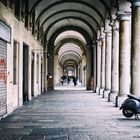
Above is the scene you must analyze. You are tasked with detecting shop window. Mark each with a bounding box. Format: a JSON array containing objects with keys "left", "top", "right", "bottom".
[{"left": 13, "top": 40, "right": 19, "bottom": 84}]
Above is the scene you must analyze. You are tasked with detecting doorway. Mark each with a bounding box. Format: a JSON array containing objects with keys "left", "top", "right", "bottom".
[
  {"left": 31, "top": 52, "right": 34, "bottom": 97},
  {"left": 23, "top": 43, "right": 29, "bottom": 102}
]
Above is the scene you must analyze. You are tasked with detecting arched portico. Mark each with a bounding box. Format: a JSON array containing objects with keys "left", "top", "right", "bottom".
[
  {"left": 45, "top": 26, "right": 93, "bottom": 90},
  {"left": 1, "top": 0, "right": 140, "bottom": 118}
]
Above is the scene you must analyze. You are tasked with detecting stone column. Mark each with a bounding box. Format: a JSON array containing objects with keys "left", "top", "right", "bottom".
[
  {"left": 99, "top": 30, "right": 106, "bottom": 96},
  {"left": 79, "top": 62, "right": 82, "bottom": 83},
  {"left": 108, "top": 20, "right": 119, "bottom": 103},
  {"left": 96, "top": 39, "right": 102, "bottom": 93},
  {"left": 86, "top": 46, "right": 93, "bottom": 90},
  {"left": 54, "top": 55, "right": 59, "bottom": 85},
  {"left": 82, "top": 55, "right": 86, "bottom": 87},
  {"left": 116, "top": 12, "right": 131, "bottom": 107},
  {"left": 96, "top": 30, "right": 101, "bottom": 93},
  {"left": 130, "top": 1, "right": 140, "bottom": 96},
  {"left": 103, "top": 20, "right": 112, "bottom": 98},
  {"left": 93, "top": 44, "right": 97, "bottom": 92}
]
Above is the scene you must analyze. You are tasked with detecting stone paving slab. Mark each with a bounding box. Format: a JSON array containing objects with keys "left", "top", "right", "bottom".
[
  {"left": 0, "top": 90, "right": 140, "bottom": 140},
  {"left": 21, "top": 135, "right": 45, "bottom": 140},
  {"left": 0, "top": 134, "right": 23, "bottom": 140}
]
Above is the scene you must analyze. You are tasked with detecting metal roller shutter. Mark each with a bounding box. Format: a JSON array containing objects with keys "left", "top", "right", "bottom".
[{"left": 0, "top": 40, "right": 7, "bottom": 117}]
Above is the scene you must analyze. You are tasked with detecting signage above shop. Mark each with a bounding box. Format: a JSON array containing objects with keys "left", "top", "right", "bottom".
[{"left": 0, "top": 20, "right": 11, "bottom": 43}]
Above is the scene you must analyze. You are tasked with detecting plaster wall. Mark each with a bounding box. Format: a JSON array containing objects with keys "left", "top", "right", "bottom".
[{"left": 0, "top": 3, "right": 43, "bottom": 115}]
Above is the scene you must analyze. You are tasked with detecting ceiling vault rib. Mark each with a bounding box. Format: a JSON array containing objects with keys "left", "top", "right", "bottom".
[
  {"left": 63, "top": 60, "right": 78, "bottom": 67},
  {"left": 44, "top": 16, "right": 96, "bottom": 39},
  {"left": 30, "top": 0, "right": 109, "bottom": 19},
  {"left": 30, "top": 0, "right": 43, "bottom": 13},
  {"left": 99, "top": 0, "right": 111, "bottom": 18},
  {"left": 63, "top": 59, "right": 77, "bottom": 66},
  {"left": 47, "top": 26, "right": 93, "bottom": 47},
  {"left": 33, "top": 1, "right": 105, "bottom": 23},
  {"left": 39, "top": 9, "right": 100, "bottom": 29},
  {"left": 59, "top": 51, "right": 82, "bottom": 60},
  {"left": 55, "top": 38, "right": 86, "bottom": 55},
  {"left": 61, "top": 57, "right": 79, "bottom": 65}
]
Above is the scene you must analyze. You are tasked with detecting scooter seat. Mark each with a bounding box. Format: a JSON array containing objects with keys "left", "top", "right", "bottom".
[{"left": 127, "top": 94, "right": 140, "bottom": 102}]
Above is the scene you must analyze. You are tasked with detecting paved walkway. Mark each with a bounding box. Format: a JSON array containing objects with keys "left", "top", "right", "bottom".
[
  {"left": 0, "top": 89, "right": 140, "bottom": 140},
  {"left": 54, "top": 81, "right": 86, "bottom": 90}
]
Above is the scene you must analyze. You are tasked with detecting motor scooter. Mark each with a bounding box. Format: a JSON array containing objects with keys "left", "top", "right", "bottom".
[{"left": 120, "top": 94, "right": 140, "bottom": 119}]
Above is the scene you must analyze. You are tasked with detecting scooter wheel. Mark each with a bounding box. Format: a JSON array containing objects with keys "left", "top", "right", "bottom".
[{"left": 122, "top": 109, "right": 134, "bottom": 118}]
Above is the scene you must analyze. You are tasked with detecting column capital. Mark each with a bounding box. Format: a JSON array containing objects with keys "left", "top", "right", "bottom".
[
  {"left": 92, "top": 40, "right": 97, "bottom": 46},
  {"left": 32, "top": 50, "right": 37, "bottom": 55},
  {"left": 109, "top": 20, "right": 119, "bottom": 31},
  {"left": 103, "top": 30, "right": 111, "bottom": 34},
  {"left": 103, "top": 30, "right": 112, "bottom": 37},
  {"left": 117, "top": 11, "right": 131, "bottom": 21},
  {"left": 100, "top": 35, "right": 105, "bottom": 40},
  {"left": 96, "top": 39, "right": 102, "bottom": 47}
]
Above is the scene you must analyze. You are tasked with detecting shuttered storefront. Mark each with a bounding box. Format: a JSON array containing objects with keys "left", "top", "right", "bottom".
[{"left": 0, "top": 40, "right": 7, "bottom": 117}]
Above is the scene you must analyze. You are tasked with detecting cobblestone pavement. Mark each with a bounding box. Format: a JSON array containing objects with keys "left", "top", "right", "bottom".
[{"left": 0, "top": 90, "right": 140, "bottom": 140}]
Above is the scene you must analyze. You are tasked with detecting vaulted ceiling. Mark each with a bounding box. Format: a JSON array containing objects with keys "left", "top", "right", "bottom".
[
  {"left": 29, "top": 0, "right": 113, "bottom": 42},
  {"left": 28, "top": 0, "right": 116, "bottom": 70}
]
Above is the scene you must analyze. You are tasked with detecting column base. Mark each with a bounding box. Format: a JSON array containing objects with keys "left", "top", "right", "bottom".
[
  {"left": 115, "top": 94, "right": 127, "bottom": 107},
  {"left": 96, "top": 86, "right": 100, "bottom": 94},
  {"left": 99, "top": 87, "right": 105, "bottom": 96},
  {"left": 108, "top": 91, "right": 118, "bottom": 103},
  {"left": 103, "top": 89, "right": 110, "bottom": 98},
  {"left": 19, "top": 98, "right": 23, "bottom": 107},
  {"left": 7, "top": 102, "right": 14, "bottom": 114}
]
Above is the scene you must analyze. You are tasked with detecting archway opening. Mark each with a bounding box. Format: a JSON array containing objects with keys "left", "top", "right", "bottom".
[{"left": 53, "top": 30, "right": 87, "bottom": 90}]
